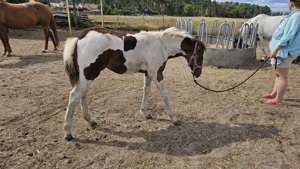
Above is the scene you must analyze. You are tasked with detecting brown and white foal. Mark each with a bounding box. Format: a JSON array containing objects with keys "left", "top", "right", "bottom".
[{"left": 63, "top": 27, "right": 206, "bottom": 141}]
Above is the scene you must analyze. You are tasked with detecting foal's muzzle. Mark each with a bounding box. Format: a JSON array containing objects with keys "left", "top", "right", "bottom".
[{"left": 193, "top": 68, "right": 202, "bottom": 78}]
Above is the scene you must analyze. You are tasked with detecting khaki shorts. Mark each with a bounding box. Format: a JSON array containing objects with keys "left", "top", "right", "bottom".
[{"left": 271, "top": 56, "right": 296, "bottom": 68}]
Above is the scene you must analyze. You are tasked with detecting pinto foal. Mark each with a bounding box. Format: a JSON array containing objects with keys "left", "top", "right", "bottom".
[{"left": 63, "top": 27, "right": 206, "bottom": 141}]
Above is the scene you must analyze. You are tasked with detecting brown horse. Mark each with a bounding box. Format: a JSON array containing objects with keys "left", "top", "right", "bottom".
[{"left": 0, "top": 0, "right": 59, "bottom": 56}]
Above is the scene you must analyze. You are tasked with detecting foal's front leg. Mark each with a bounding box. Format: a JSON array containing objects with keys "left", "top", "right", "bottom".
[
  {"left": 152, "top": 79, "right": 179, "bottom": 126},
  {"left": 140, "top": 75, "right": 153, "bottom": 119}
]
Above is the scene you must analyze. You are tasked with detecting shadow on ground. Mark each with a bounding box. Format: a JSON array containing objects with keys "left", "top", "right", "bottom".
[
  {"left": 72, "top": 121, "right": 280, "bottom": 156},
  {"left": 0, "top": 53, "right": 62, "bottom": 69}
]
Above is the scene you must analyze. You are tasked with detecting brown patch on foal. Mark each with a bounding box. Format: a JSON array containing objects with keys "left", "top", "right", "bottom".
[
  {"left": 77, "top": 27, "right": 138, "bottom": 52},
  {"left": 83, "top": 49, "right": 127, "bottom": 81},
  {"left": 124, "top": 36, "right": 137, "bottom": 51},
  {"left": 157, "top": 62, "right": 167, "bottom": 82}
]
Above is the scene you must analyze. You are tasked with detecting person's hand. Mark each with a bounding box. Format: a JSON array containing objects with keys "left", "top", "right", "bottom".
[
  {"left": 269, "top": 46, "right": 281, "bottom": 58},
  {"left": 268, "top": 51, "right": 277, "bottom": 58}
]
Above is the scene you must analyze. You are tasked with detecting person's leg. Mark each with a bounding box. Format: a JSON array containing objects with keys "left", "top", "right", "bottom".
[
  {"left": 273, "top": 67, "right": 289, "bottom": 103},
  {"left": 270, "top": 75, "right": 278, "bottom": 98}
]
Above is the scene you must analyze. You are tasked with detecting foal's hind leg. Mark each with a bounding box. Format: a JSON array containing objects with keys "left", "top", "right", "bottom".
[
  {"left": 64, "top": 86, "right": 81, "bottom": 140},
  {"left": 81, "top": 90, "right": 97, "bottom": 128},
  {"left": 64, "top": 80, "right": 96, "bottom": 141},
  {"left": 140, "top": 75, "right": 153, "bottom": 119}
]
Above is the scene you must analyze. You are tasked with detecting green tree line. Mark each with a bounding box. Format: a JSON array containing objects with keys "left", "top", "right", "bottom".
[
  {"left": 7, "top": 0, "right": 289, "bottom": 18},
  {"left": 95, "top": 0, "right": 287, "bottom": 17}
]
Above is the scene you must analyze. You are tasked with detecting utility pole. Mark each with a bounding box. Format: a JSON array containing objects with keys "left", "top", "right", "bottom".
[{"left": 100, "top": 0, "right": 104, "bottom": 27}]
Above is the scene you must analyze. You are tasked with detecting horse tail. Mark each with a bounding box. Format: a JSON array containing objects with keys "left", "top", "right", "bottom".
[
  {"left": 64, "top": 38, "right": 79, "bottom": 87},
  {"left": 50, "top": 14, "right": 60, "bottom": 47}
]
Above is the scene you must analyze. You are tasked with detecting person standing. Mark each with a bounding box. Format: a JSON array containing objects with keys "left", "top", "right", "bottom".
[{"left": 262, "top": 0, "right": 300, "bottom": 105}]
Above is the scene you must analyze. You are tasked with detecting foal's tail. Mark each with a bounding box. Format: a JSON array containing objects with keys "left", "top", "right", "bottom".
[
  {"left": 63, "top": 38, "right": 79, "bottom": 87},
  {"left": 50, "top": 14, "right": 60, "bottom": 47}
]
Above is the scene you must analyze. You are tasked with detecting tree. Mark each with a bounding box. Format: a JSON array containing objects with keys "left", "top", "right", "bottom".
[
  {"left": 183, "top": 4, "right": 194, "bottom": 16},
  {"left": 70, "top": 0, "right": 273, "bottom": 18}
]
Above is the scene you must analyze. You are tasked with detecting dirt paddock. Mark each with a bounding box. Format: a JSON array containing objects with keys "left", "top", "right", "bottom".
[{"left": 0, "top": 28, "right": 300, "bottom": 169}]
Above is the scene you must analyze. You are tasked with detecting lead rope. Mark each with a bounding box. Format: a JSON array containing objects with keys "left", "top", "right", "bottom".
[{"left": 193, "top": 57, "right": 270, "bottom": 92}]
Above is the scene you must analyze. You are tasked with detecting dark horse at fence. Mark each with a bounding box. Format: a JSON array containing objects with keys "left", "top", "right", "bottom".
[
  {"left": 0, "top": 0, "right": 59, "bottom": 56},
  {"left": 63, "top": 27, "right": 206, "bottom": 141}
]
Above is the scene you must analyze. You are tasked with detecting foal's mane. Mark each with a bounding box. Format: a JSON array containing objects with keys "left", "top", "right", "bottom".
[
  {"left": 162, "top": 27, "right": 193, "bottom": 39},
  {"left": 139, "top": 27, "right": 192, "bottom": 40}
]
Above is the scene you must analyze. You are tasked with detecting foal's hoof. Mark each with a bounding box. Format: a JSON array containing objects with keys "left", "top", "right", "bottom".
[
  {"left": 90, "top": 121, "right": 98, "bottom": 129},
  {"left": 146, "top": 114, "right": 152, "bottom": 119},
  {"left": 3, "top": 52, "right": 11, "bottom": 57},
  {"left": 65, "top": 134, "right": 74, "bottom": 141},
  {"left": 173, "top": 121, "right": 181, "bottom": 126},
  {"left": 42, "top": 50, "right": 47, "bottom": 53}
]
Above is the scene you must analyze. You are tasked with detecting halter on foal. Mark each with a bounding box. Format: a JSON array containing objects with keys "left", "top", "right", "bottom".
[
  {"left": 63, "top": 27, "right": 206, "bottom": 141},
  {"left": 0, "top": 0, "right": 59, "bottom": 56}
]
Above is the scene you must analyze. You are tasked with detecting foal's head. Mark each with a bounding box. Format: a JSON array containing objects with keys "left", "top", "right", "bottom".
[{"left": 181, "top": 38, "right": 206, "bottom": 78}]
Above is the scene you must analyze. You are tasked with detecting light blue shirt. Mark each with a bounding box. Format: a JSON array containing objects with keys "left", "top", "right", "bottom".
[{"left": 269, "top": 9, "right": 300, "bottom": 58}]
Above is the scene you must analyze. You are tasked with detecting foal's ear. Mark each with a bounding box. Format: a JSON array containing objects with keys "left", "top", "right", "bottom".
[
  {"left": 194, "top": 36, "right": 201, "bottom": 42},
  {"left": 197, "top": 41, "right": 206, "bottom": 51}
]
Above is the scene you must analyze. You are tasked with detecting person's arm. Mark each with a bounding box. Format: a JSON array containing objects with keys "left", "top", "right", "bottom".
[{"left": 269, "top": 46, "right": 283, "bottom": 58}]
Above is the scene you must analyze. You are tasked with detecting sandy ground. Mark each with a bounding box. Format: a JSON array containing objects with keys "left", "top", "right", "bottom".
[{"left": 0, "top": 28, "right": 300, "bottom": 169}]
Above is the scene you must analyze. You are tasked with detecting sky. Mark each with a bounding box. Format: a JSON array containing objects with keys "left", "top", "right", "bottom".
[{"left": 216, "top": 0, "right": 290, "bottom": 12}]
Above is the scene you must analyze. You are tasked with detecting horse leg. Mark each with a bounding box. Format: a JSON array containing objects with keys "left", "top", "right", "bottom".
[
  {"left": 152, "top": 79, "right": 179, "bottom": 126},
  {"left": 64, "top": 79, "right": 96, "bottom": 141},
  {"left": 140, "top": 74, "right": 153, "bottom": 119},
  {"left": 0, "top": 35, "right": 6, "bottom": 56},
  {"left": 258, "top": 36, "right": 267, "bottom": 61},
  {"left": 0, "top": 26, "right": 11, "bottom": 56},
  {"left": 42, "top": 26, "right": 50, "bottom": 53},
  {"left": 64, "top": 86, "right": 82, "bottom": 141},
  {"left": 48, "top": 30, "right": 58, "bottom": 51},
  {"left": 80, "top": 89, "right": 97, "bottom": 128}
]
